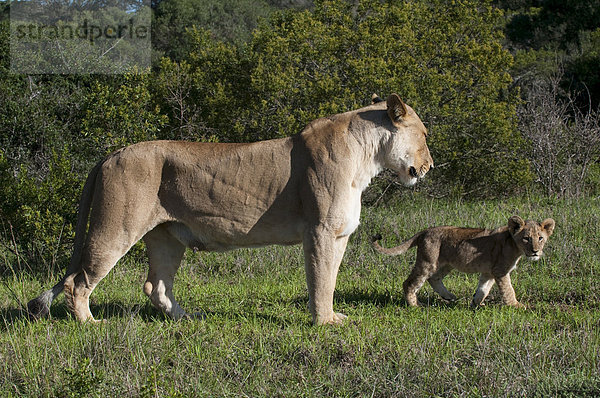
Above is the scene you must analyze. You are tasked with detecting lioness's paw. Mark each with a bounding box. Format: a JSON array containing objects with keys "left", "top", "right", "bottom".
[
  {"left": 333, "top": 312, "right": 348, "bottom": 323},
  {"left": 84, "top": 318, "right": 107, "bottom": 325},
  {"left": 315, "top": 312, "right": 347, "bottom": 326},
  {"left": 511, "top": 302, "right": 526, "bottom": 309}
]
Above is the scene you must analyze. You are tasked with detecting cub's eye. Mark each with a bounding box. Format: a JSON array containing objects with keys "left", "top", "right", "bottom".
[
  {"left": 523, "top": 237, "right": 531, "bottom": 243},
  {"left": 538, "top": 236, "right": 544, "bottom": 242}
]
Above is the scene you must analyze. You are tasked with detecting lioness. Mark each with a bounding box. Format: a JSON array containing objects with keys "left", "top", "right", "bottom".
[
  {"left": 372, "top": 216, "right": 555, "bottom": 308},
  {"left": 27, "top": 94, "right": 433, "bottom": 325}
]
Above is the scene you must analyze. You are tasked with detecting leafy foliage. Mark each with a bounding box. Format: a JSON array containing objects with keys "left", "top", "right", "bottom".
[
  {"left": 152, "top": 0, "right": 277, "bottom": 60},
  {"left": 167, "top": 0, "right": 529, "bottom": 195},
  {"left": 82, "top": 72, "right": 168, "bottom": 155},
  {"left": 498, "top": 0, "right": 600, "bottom": 108},
  {"left": 0, "top": 148, "right": 79, "bottom": 274},
  {"left": 0, "top": 71, "right": 167, "bottom": 272}
]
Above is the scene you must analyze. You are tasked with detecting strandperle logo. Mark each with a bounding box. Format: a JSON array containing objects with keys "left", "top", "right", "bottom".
[
  {"left": 10, "top": 0, "right": 151, "bottom": 74},
  {"left": 13, "top": 18, "right": 149, "bottom": 44}
]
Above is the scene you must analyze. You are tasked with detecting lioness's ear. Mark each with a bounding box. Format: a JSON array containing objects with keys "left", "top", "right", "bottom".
[
  {"left": 508, "top": 215, "right": 525, "bottom": 235},
  {"left": 387, "top": 93, "right": 408, "bottom": 124},
  {"left": 371, "top": 93, "right": 384, "bottom": 104},
  {"left": 541, "top": 218, "right": 555, "bottom": 236}
]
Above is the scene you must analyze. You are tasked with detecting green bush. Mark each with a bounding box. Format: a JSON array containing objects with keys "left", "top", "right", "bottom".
[
  {"left": 0, "top": 148, "right": 79, "bottom": 274},
  {"left": 161, "top": 0, "right": 532, "bottom": 196},
  {"left": 0, "top": 72, "right": 167, "bottom": 274},
  {"left": 82, "top": 72, "right": 168, "bottom": 155}
]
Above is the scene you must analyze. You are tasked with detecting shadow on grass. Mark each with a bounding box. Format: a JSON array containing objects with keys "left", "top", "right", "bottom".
[
  {"left": 0, "top": 301, "right": 167, "bottom": 329},
  {"left": 0, "top": 301, "right": 297, "bottom": 328},
  {"left": 291, "top": 288, "right": 459, "bottom": 309}
]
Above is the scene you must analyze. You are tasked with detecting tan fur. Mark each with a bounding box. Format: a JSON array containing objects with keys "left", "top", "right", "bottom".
[
  {"left": 372, "top": 216, "right": 555, "bottom": 308},
  {"left": 27, "top": 94, "right": 433, "bottom": 325}
]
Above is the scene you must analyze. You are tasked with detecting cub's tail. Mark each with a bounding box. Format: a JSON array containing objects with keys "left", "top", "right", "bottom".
[
  {"left": 26, "top": 160, "right": 103, "bottom": 320},
  {"left": 371, "top": 232, "right": 422, "bottom": 256}
]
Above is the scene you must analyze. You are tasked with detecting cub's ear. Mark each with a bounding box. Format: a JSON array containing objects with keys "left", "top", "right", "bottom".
[
  {"left": 386, "top": 93, "right": 408, "bottom": 124},
  {"left": 508, "top": 215, "right": 525, "bottom": 235},
  {"left": 371, "top": 93, "right": 384, "bottom": 104},
  {"left": 540, "top": 218, "right": 555, "bottom": 236}
]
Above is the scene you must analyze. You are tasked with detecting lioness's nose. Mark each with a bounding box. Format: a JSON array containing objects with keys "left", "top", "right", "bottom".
[{"left": 409, "top": 166, "right": 418, "bottom": 178}]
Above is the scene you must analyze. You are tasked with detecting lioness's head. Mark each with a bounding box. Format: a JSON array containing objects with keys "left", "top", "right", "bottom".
[
  {"left": 508, "top": 215, "right": 555, "bottom": 261},
  {"left": 380, "top": 94, "right": 434, "bottom": 186}
]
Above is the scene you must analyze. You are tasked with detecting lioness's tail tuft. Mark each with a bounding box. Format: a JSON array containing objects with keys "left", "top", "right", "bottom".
[
  {"left": 26, "top": 280, "right": 66, "bottom": 320},
  {"left": 27, "top": 297, "right": 50, "bottom": 320}
]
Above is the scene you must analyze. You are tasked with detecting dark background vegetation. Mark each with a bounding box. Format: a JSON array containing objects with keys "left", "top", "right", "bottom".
[{"left": 0, "top": 0, "right": 598, "bottom": 274}]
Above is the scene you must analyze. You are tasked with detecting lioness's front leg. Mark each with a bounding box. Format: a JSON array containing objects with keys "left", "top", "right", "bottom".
[
  {"left": 303, "top": 227, "right": 349, "bottom": 325},
  {"left": 494, "top": 273, "right": 525, "bottom": 308}
]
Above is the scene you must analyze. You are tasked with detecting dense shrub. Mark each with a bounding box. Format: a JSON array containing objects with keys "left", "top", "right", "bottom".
[
  {"left": 0, "top": 72, "right": 167, "bottom": 273},
  {"left": 159, "top": 0, "right": 531, "bottom": 196}
]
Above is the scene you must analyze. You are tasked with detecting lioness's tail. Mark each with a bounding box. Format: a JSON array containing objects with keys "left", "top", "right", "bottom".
[
  {"left": 371, "top": 232, "right": 422, "bottom": 256},
  {"left": 26, "top": 160, "right": 103, "bottom": 320}
]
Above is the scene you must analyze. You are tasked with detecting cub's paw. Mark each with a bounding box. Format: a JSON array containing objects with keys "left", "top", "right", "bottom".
[
  {"left": 470, "top": 300, "right": 486, "bottom": 309},
  {"left": 183, "top": 311, "right": 207, "bottom": 321},
  {"left": 441, "top": 294, "right": 458, "bottom": 304}
]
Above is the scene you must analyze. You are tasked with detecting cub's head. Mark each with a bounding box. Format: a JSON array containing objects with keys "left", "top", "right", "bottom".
[
  {"left": 508, "top": 215, "right": 555, "bottom": 261},
  {"left": 378, "top": 94, "right": 434, "bottom": 186}
]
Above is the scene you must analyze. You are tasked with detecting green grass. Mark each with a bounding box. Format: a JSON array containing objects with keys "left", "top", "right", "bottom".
[{"left": 1, "top": 194, "right": 600, "bottom": 397}]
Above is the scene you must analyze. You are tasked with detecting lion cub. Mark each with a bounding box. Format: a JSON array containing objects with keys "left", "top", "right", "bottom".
[{"left": 372, "top": 216, "right": 555, "bottom": 308}]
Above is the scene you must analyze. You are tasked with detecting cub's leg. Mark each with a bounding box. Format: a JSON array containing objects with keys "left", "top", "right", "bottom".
[
  {"left": 471, "top": 273, "right": 495, "bottom": 307},
  {"left": 494, "top": 273, "right": 524, "bottom": 308},
  {"left": 403, "top": 265, "right": 432, "bottom": 306},
  {"left": 403, "top": 245, "right": 439, "bottom": 306},
  {"left": 143, "top": 224, "right": 188, "bottom": 319},
  {"left": 427, "top": 266, "right": 457, "bottom": 302},
  {"left": 303, "top": 227, "right": 348, "bottom": 325}
]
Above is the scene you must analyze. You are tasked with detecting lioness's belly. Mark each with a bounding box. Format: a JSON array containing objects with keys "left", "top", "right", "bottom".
[
  {"left": 155, "top": 139, "right": 307, "bottom": 251},
  {"left": 165, "top": 217, "right": 305, "bottom": 252}
]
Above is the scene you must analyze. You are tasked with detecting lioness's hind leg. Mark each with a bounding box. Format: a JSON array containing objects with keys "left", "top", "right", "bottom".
[
  {"left": 428, "top": 266, "right": 457, "bottom": 302},
  {"left": 63, "top": 250, "right": 125, "bottom": 322},
  {"left": 143, "top": 225, "right": 188, "bottom": 319}
]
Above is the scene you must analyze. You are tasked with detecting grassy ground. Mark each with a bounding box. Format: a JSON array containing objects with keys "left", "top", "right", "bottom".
[{"left": 1, "top": 194, "right": 599, "bottom": 397}]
